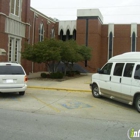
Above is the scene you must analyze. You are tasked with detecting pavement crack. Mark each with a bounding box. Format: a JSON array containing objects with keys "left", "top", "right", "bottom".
[{"left": 31, "top": 106, "right": 46, "bottom": 113}]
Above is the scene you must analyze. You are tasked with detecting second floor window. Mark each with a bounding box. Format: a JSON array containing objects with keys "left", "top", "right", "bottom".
[{"left": 11, "top": 0, "right": 20, "bottom": 16}]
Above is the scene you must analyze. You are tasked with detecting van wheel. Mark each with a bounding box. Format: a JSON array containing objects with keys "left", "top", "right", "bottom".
[
  {"left": 135, "top": 95, "right": 140, "bottom": 113},
  {"left": 92, "top": 84, "right": 100, "bottom": 98},
  {"left": 19, "top": 91, "right": 25, "bottom": 96}
]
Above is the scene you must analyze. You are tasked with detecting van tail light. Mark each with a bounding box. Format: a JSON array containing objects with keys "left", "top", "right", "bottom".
[{"left": 24, "top": 75, "right": 28, "bottom": 82}]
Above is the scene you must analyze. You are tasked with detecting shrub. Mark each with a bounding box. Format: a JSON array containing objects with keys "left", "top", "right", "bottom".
[
  {"left": 50, "top": 72, "right": 64, "bottom": 79},
  {"left": 40, "top": 73, "right": 47, "bottom": 78},
  {"left": 74, "top": 70, "right": 80, "bottom": 75},
  {"left": 66, "top": 71, "right": 80, "bottom": 77}
]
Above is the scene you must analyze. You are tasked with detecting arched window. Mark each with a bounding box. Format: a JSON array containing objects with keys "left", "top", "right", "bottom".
[
  {"left": 39, "top": 23, "right": 44, "bottom": 42},
  {"left": 132, "top": 32, "right": 136, "bottom": 52},
  {"left": 51, "top": 28, "right": 55, "bottom": 39},
  {"left": 60, "top": 30, "right": 64, "bottom": 40},
  {"left": 66, "top": 29, "right": 70, "bottom": 40},
  {"left": 108, "top": 32, "right": 113, "bottom": 59},
  {"left": 73, "top": 29, "right": 76, "bottom": 40}
]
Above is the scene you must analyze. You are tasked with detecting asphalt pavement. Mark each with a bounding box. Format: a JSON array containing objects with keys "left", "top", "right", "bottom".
[{"left": 27, "top": 72, "right": 92, "bottom": 92}]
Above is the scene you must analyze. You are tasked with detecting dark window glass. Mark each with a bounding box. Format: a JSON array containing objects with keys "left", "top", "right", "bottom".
[
  {"left": 109, "top": 32, "right": 113, "bottom": 59},
  {"left": 101, "top": 63, "right": 113, "bottom": 75},
  {"left": 123, "top": 63, "right": 134, "bottom": 77},
  {"left": 113, "top": 63, "right": 124, "bottom": 76},
  {"left": 0, "top": 66, "right": 24, "bottom": 75},
  {"left": 132, "top": 32, "right": 136, "bottom": 52},
  {"left": 134, "top": 65, "right": 140, "bottom": 80},
  {"left": 73, "top": 29, "right": 76, "bottom": 40}
]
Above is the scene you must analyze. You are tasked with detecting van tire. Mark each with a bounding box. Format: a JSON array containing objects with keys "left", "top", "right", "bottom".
[
  {"left": 19, "top": 91, "right": 25, "bottom": 96},
  {"left": 135, "top": 95, "right": 140, "bottom": 113},
  {"left": 92, "top": 84, "right": 100, "bottom": 98}
]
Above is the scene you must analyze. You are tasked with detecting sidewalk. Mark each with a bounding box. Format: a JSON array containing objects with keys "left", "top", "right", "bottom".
[{"left": 27, "top": 72, "right": 92, "bottom": 92}]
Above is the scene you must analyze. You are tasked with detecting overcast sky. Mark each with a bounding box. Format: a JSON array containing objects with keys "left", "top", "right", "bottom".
[{"left": 31, "top": 0, "right": 140, "bottom": 24}]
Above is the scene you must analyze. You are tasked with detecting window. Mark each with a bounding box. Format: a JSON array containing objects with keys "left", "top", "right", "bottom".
[
  {"left": 123, "top": 63, "right": 134, "bottom": 77},
  {"left": 132, "top": 32, "right": 136, "bottom": 52},
  {"left": 101, "top": 63, "right": 113, "bottom": 75},
  {"left": 14, "top": 39, "right": 19, "bottom": 62},
  {"left": 51, "top": 28, "right": 55, "bottom": 39},
  {"left": 113, "top": 63, "right": 124, "bottom": 76},
  {"left": 73, "top": 29, "right": 76, "bottom": 40},
  {"left": 9, "top": 38, "right": 14, "bottom": 61},
  {"left": 9, "top": 37, "right": 21, "bottom": 63},
  {"left": 134, "top": 65, "right": 140, "bottom": 80},
  {"left": 39, "top": 23, "right": 44, "bottom": 42},
  {"left": 108, "top": 32, "right": 113, "bottom": 59},
  {"left": 0, "top": 66, "right": 24, "bottom": 75},
  {"left": 10, "top": 0, "right": 20, "bottom": 16}
]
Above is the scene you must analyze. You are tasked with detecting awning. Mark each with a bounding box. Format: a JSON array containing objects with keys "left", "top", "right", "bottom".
[{"left": 0, "top": 48, "right": 6, "bottom": 55}]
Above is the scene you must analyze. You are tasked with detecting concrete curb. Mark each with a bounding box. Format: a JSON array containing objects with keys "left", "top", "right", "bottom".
[{"left": 28, "top": 86, "right": 91, "bottom": 93}]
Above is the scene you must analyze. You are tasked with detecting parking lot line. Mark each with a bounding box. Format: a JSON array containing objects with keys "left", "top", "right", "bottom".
[{"left": 28, "top": 93, "right": 61, "bottom": 113}]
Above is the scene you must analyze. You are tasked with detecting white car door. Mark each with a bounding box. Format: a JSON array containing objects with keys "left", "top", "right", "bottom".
[{"left": 98, "top": 63, "right": 113, "bottom": 96}]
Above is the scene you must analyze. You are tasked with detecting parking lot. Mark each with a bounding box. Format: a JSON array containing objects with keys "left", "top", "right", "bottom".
[{"left": 0, "top": 88, "right": 139, "bottom": 123}]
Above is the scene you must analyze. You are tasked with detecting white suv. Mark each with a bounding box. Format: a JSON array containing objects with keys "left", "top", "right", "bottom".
[{"left": 0, "top": 62, "right": 27, "bottom": 95}]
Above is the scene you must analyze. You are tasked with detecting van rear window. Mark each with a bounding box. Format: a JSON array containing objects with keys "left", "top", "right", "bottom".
[
  {"left": 134, "top": 65, "right": 140, "bottom": 80},
  {"left": 0, "top": 66, "right": 25, "bottom": 75}
]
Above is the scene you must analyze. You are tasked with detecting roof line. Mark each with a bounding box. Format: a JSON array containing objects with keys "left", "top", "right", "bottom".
[{"left": 30, "top": 7, "right": 56, "bottom": 23}]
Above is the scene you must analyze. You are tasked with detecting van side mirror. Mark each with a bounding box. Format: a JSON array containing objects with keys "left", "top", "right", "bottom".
[{"left": 97, "top": 68, "right": 103, "bottom": 74}]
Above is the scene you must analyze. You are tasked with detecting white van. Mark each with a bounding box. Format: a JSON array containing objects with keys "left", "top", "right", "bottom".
[{"left": 90, "top": 52, "right": 140, "bottom": 113}]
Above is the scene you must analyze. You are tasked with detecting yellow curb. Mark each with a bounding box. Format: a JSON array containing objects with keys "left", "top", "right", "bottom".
[{"left": 28, "top": 86, "right": 91, "bottom": 93}]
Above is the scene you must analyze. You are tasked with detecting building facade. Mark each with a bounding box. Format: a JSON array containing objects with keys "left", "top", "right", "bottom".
[
  {"left": 0, "top": 0, "right": 58, "bottom": 74},
  {"left": 59, "top": 9, "right": 140, "bottom": 73},
  {"left": 0, "top": 0, "right": 140, "bottom": 74}
]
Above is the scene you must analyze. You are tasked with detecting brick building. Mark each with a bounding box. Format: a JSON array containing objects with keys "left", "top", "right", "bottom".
[
  {"left": 0, "top": 0, "right": 58, "bottom": 74},
  {"left": 0, "top": 0, "right": 140, "bottom": 74}
]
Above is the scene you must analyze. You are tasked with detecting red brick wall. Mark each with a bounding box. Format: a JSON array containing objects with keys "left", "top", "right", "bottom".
[
  {"left": 0, "top": 0, "right": 10, "bottom": 15},
  {"left": 0, "top": 33, "right": 8, "bottom": 62},
  {"left": 76, "top": 19, "right": 86, "bottom": 45},
  {"left": 100, "top": 25, "right": 108, "bottom": 67},
  {"left": 113, "top": 25, "right": 131, "bottom": 55},
  {"left": 22, "top": 9, "right": 58, "bottom": 74},
  {"left": 77, "top": 18, "right": 102, "bottom": 72}
]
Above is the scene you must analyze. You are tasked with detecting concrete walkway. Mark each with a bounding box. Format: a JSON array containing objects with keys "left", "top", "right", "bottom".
[{"left": 27, "top": 72, "right": 92, "bottom": 92}]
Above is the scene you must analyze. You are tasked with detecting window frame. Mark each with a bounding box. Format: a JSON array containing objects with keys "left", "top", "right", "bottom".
[
  {"left": 132, "top": 32, "right": 136, "bottom": 52},
  {"left": 100, "top": 63, "right": 113, "bottom": 75},
  {"left": 123, "top": 63, "right": 134, "bottom": 78},
  {"left": 108, "top": 32, "right": 113, "bottom": 59},
  {"left": 8, "top": 36, "right": 21, "bottom": 63},
  {"left": 10, "top": 0, "right": 21, "bottom": 17},
  {"left": 113, "top": 63, "right": 125, "bottom": 76},
  {"left": 134, "top": 64, "right": 140, "bottom": 80},
  {"left": 39, "top": 23, "right": 44, "bottom": 42}
]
